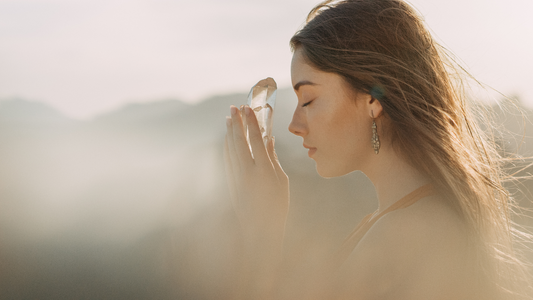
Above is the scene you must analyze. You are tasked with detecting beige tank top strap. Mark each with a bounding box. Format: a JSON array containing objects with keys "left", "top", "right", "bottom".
[{"left": 371, "top": 183, "right": 436, "bottom": 221}]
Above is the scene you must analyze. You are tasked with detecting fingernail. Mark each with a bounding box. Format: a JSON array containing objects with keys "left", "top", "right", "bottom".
[
  {"left": 230, "top": 106, "right": 237, "bottom": 116},
  {"left": 245, "top": 106, "right": 251, "bottom": 116},
  {"left": 226, "top": 116, "right": 231, "bottom": 126},
  {"left": 239, "top": 105, "right": 244, "bottom": 113}
]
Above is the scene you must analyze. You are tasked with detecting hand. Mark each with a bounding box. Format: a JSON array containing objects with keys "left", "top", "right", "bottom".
[{"left": 224, "top": 105, "right": 289, "bottom": 242}]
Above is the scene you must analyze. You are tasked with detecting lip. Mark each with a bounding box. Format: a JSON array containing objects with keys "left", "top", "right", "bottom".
[{"left": 303, "top": 144, "right": 317, "bottom": 158}]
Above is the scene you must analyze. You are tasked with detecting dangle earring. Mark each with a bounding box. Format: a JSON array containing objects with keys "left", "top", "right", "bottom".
[{"left": 371, "top": 111, "right": 380, "bottom": 154}]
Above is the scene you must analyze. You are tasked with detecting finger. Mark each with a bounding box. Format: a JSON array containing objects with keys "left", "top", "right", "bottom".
[
  {"left": 240, "top": 105, "right": 247, "bottom": 137},
  {"left": 240, "top": 105, "right": 249, "bottom": 155},
  {"left": 226, "top": 115, "right": 241, "bottom": 177},
  {"left": 244, "top": 105, "right": 271, "bottom": 167},
  {"left": 267, "top": 136, "right": 289, "bottom": 186},
  {"left": 230, "top": 105, "right": 254, "bottom": 167},
  {"left": 224, "top": 134, "right": 239, "bottom": 206}
]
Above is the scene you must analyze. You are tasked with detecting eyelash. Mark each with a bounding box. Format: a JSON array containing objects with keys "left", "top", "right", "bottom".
[{"left": 302, "top": 100, "right": 313, "bottom": 107}]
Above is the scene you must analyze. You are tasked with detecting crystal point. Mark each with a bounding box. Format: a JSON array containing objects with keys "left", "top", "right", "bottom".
[{"left": 246, "top": 78, "right": 277, "bottom": 148}]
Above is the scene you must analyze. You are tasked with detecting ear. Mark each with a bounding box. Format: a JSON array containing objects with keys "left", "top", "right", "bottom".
[{"left": 368, "top": 97, "right": 383, "bottom": 119}]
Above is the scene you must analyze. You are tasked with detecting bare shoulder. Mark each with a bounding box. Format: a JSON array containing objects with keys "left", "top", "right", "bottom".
[{"left": 337, "top": 195, "right": 472, "bottom": 299}]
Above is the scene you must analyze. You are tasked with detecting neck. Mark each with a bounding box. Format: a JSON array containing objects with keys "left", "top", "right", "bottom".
[{"left": 364, "top": 146, "right": 430, "bottom": 214}]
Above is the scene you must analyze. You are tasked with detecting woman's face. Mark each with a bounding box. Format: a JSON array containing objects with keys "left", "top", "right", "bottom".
[{"left": 289, "top": 49, "right": 375, "bottom": 177}]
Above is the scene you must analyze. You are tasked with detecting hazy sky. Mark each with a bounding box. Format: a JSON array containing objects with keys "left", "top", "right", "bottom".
[{"left": 1, "top": 0, "right": 532, "bottom": 119}]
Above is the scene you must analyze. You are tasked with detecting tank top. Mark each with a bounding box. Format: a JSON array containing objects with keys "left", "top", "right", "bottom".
[{"left": 333, "top": 183, "right": 436, "bottom": 270}]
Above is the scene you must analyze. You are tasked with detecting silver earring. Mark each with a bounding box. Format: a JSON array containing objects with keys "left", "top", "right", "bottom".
[{"left": 371, "top": 111, "right": 380, "bottom": 154}]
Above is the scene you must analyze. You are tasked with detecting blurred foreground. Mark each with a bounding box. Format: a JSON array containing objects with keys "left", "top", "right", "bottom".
[{"left": 0, "top": 91, "right": 532, "bottom": 299}]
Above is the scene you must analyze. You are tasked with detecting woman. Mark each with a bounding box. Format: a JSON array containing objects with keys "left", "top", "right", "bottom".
[{"left": 224, "top": 0, "right": 531, "bottom": 299}]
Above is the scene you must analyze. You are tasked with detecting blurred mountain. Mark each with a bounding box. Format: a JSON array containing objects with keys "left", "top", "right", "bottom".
[
  {"left": 0, "top": 98, "right": 73, "bottom": 125},
  {"left": 95, "top": 98, "right": 191, "bottom": 124}
]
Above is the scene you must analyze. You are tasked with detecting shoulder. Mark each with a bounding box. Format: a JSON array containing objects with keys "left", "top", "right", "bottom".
[
  {"left": 337, "top": 195, "right": 472, "bottom": 299},
  {"left": 371, "top": 194, "right": 467, "bottom": 252},
  {"left": 369, "top": 195, "right": 470, "bottom": 273}
]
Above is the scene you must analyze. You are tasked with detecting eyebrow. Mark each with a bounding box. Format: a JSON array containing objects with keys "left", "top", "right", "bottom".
[{"left": 293, "top": 80, "right": 317, "bottom": 91}]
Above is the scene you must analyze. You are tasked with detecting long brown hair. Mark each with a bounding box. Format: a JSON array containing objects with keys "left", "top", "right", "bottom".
[{"left": 290, "top": 0, "right": 531, "bottom": 298}]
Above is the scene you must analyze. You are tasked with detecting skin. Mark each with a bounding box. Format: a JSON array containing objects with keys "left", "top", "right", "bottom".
[{"left": 224, "top": 48, "right": 472, "bottom": 299}]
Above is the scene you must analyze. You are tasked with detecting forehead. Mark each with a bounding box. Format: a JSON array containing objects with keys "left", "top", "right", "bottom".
[
  {"left": 290, "top": 48, "right": 352, "bottom": 93},
  {"left": 291, "top": 48, "right": 319, "bottom": 85}
]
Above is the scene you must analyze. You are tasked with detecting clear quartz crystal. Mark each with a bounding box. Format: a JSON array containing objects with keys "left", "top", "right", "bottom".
[{"left": 246, "top": 77, "right": 277, "bottom": 150}]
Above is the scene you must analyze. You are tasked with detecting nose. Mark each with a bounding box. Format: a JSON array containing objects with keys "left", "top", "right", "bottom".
[{"left": 288, "top": 108, "right": 307, "bottom": 137}]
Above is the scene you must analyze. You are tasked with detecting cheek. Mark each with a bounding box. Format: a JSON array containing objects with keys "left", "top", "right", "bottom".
[
  {"left": 336, "top": 119, "right": 373, "bottom": 167},
  {"left": 313, "top": 108, "right": 364, "bottom": 155},
  {"left": 328, "top": 107, "right": 363, "bottom": 141},
  {"left": 308, "top": 99, "right": 369, "bottom": 148},
  {"left": 309, "top": 101, "right": 350, "bottom": 130}
]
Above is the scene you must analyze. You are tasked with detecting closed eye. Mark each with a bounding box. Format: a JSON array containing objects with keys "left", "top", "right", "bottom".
[{"left": 302, "top": 100, "right": 313, "bottom": 108}]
